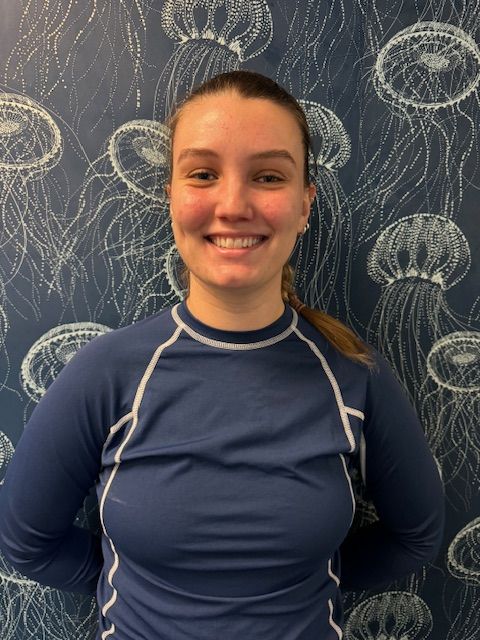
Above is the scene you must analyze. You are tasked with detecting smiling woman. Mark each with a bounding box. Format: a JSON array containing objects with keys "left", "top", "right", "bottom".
[
  {"left": 165, "top": 71, "right": 376, "bottom": 364},
  {"left": 166, "top": 90, "right": 313, "bottom": 328},
  {"left": 0, "top": 70, "right": 444, "bottom": 640}
]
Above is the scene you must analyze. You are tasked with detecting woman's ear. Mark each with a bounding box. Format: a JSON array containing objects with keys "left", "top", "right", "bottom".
[
  {"left": 301, "top": 182, "right": 317, "bottom": 223},
  {"left": 164, "top": 183, "right": 171, "bottom": 198}
]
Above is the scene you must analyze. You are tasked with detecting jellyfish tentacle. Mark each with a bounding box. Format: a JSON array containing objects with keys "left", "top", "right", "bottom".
[{"left": 422, "top": 331, "right": 480, "bottom": 508}]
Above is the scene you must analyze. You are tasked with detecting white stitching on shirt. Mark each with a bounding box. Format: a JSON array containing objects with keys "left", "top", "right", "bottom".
[
  {"left": 171, "top": 303, "right": 298, "bottom": 350},
  {"left": 101, "top": 412, "right": 134, "bottom": 459},
  {"left": 97, "top": 313, "right": 363, "bottom": 636},
  {"left": 292, "top": 325, "right": 356, "bottom": 453},
  {"left": 339, "top": 453, "right": 356, "bottom": 527},
  {"left": 328, "top": 598, "right": 343, "bottom": 639},
  {"left": 345, "top": 406, "right": 365, "bottom": 421},
  {"left": 101, "top": 623, "right": 116, "bottom": 638},
  {"left": 98, "top": 325, "right": 183, "bottom": 638},
  {"left": 327, "top": 558, "right": 340, "bottom": 587},
  {"left": 327, "top": 559, "right": 343, "bottom": 638}
]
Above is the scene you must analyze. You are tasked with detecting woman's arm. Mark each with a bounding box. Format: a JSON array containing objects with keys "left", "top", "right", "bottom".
[
  {"left": 0, "top": 335, "right": 116, "bottom": 594},
  {"left": 339, "top": 353, "right": 445, "bottom": 591}
]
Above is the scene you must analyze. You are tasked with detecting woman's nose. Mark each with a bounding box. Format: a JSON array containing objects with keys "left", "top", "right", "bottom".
[{"left": 215, "top": 178, "right": 254, "bottom": 220}]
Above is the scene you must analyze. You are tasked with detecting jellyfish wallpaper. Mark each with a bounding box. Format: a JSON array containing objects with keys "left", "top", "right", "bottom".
[{"left": 0, "top": 0, "right": 478, "bottom": 637}]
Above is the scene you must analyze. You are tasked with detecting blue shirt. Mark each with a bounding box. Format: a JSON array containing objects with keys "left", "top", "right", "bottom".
[{"left": 0, "top": 301, "right": 445, "bottom": 639}]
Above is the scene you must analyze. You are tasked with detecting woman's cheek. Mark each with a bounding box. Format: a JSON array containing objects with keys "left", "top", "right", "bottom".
[
  {"left": 258, "top": 198, "right": 290, "bottom": 228},
  {"left": 175, "top": 194, "right": 211, "bottom": 230}
]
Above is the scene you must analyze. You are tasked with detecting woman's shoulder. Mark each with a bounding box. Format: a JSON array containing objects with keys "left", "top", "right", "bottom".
[
  {"left": 68, "top": 305, "right": 180, "bottom": 374},
  {"left": 294, "top": 310, "right": 376, "bottom": 374},
  {"left": 86, "top": 305, "right": 178, "bottom": 347}
]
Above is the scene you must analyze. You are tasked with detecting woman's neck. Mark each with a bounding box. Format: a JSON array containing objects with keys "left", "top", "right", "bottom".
[{"left": 185, "top": 283, "right": 286, "bottom": 331}]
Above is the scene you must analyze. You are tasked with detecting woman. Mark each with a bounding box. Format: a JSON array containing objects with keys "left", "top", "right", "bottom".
[{"left": 0, "top": 70, "right": 444, "bottom": 639}]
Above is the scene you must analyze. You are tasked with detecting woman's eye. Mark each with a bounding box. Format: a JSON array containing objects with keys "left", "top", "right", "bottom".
[
  {"left": 190, "top": 171, "right": 215, "bottom": 181},
  {"left": 257, "top": 174, "right": 282, "bottom": 183}
]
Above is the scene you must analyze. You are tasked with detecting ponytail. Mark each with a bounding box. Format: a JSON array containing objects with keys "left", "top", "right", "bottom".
[{"left": 281, "top": 264, "right": 375, "bottom": 368}]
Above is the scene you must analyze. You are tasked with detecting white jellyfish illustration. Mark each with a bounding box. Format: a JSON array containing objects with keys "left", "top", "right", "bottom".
[
  {"left": 0, "top": 93, "right": 69, "bottom": 318},
  {"left": 0, "top": 292, "right": 10, "bottom": 391},
  {"left": 276, "top": 0, "right": 359, "bottom": 104},
  {"left": 0, "top": 431, "right": 14, "bottom": 485},
  {"left": 448, "top": 517, "right": 480, "bottom": 586},
  {"left": 292, "top": 100, "right": 352, "bottom": 318},
  {"left": 67, "top": 119, "right": 172, "bottom": 324},
  {"left": 351, "top": 21, "right": 480, "bottom": 245},
  {"left": 20, "top": 322, "right": 112, "bottom": 406},
  {"left": 443, "top": 518, "right": 480, "bottom": 640},
  {"left": 0, "top": 551, "right": 97, "bottom": 640},
  {"left": 420, "top": 332, "right": 480, "bottom": 508},
  {"left": 131, "top": 243, "right": 187, "bottom": 323},
  {"left": 365, "top": 214, "right": 471, "bottom": 403},
  {"left": 374, "top": 22, "right": 480, "bottom": 111},
  {"left": 5, "top": 0, "right": 148, "bottom": 135},
  {"left": 155, "top": 0, "right": 273, "bottom": 119},
  {"left": 345, "top": 591, "right": 433, "bottom": 640},
  {"left": 0, "top": 301, "right": 7, "bottom": 351}
]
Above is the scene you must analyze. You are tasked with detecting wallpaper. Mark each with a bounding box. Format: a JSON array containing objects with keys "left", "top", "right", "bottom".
[{"left": 0, "top": 1, "right": 479, "bottom": 638}]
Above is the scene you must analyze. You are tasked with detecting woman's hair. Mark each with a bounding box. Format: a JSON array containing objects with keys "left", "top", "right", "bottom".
[
  {"left": 166, "top": 70, "right": 375, "bottom": 368},
  {"left": 167, "top": 69, "right": 311, "bottom": 187}
]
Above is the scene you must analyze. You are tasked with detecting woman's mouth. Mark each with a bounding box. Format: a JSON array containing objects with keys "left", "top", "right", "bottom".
[{"left": 206, "top": 236, "right": 267, "bottom": 249}]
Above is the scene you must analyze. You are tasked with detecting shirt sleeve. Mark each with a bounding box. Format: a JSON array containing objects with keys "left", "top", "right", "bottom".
[
  {"left": 339, "top": 352, "right": 445, "bottom": 591},
  {"left": 0, "top": 334, "right": 118, "bottom": 595}
]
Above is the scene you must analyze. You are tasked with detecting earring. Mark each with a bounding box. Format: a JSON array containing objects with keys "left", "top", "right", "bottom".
[{"left": 302, "top": 222, "right": 310, "bottom": 235}]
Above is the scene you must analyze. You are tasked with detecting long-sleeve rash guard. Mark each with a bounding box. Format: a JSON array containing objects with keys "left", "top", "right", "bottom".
[{"left": 0, "top": 301, "right": 445, "bottom": 640}]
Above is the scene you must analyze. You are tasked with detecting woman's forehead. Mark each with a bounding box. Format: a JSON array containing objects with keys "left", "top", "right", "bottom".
[{"left": 173, "top": 92, "right": 303, "bottom": 154}]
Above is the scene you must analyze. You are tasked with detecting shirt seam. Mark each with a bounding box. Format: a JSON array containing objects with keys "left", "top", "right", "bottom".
[
  {"left": 171, "top": 303, "right": 298, "bottom": 350},
  {"left": 98, "top": 324, "right": 183, "bottom": 638},
  {"left": 292, "top": 325, "right": 357, "bottom": 452},
  {"left": 327, "top": 559, "right": 343, "bottom": 639}
]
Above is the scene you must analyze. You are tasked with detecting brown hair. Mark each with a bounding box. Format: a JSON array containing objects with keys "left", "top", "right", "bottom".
[{"left": 166, "top": 70, "right": 375, "bottom": 368}]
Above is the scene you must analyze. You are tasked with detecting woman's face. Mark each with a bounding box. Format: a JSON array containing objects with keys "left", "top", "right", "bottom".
[{"left": 167, "top": 91, "right": 315, "bottom": 300}]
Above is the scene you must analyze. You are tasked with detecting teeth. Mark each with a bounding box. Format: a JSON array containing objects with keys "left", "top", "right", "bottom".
[{"left": 210, "top": 236, "right": 263, "bottom": 249}]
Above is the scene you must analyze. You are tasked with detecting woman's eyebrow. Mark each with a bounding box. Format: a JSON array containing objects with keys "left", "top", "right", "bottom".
[
  {"left": 252, "top": 150, "right": 297, "bottom": 165},
  {"left": 177, "top": 147, "right": 296, "bottom": 166}
]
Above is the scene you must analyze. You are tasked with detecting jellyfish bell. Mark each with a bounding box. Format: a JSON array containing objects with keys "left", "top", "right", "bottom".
[
  {"left": 418, "top": 50, "right": 461, "bottom": 73},
  {"left": 162, "top": 243, "right": 187, "bottom": 301},
  {"left": 54, "top": 341, "right": 81, "bottom": 365},
  {"left": 131, "top": 137, "right": 167, "bottom": 167},
  {"left": 300, "top": 100, "right": 351, "bottom": 171},
  {"left": 0, "top": 109, "right": 28, "bottom": 137},
  {"left": 20, "top": 322, "right": 112, "bottom": 403},
  {"left": 367, "top": 214, "right": 471, "bottom": 291},
  {"left": 345, "top": 591, "right": 433, "bottom": 640},
  {"left": 108, "top": 120, "right": 171, "bottom": 202},
  {"left": 447, "top": 517, "right": 480, "bottom": 586},
  {"left": 0, "top": 94, "right": 62, "bottom": 179},
  {"left": 427, "top": 332, "right": 480, "bottom": 393},
  {"left": 374, "top": 21, "right": 480, "bottom": 111},
  {"left": 161, "top": 0, "right": 273, "bottom": 63},
  {"left": 156, "top": 0, "right": 273, "bottom": 118}
]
